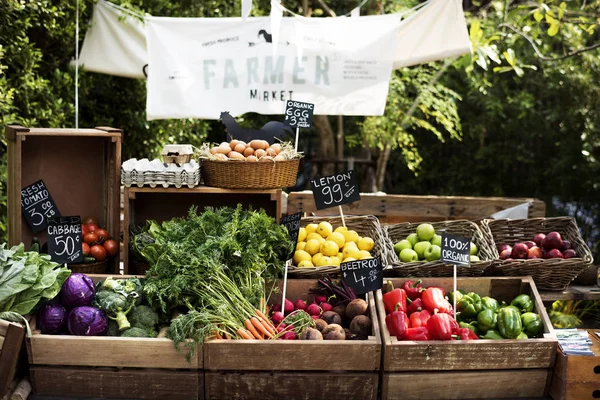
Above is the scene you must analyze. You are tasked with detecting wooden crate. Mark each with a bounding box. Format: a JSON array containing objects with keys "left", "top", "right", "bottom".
[
  {"left": 203, "top": 279, "right": 381, "bottom": 400},
  {"left": 376, "top": 277, "right": 557, "bottom": 400},
  {"left": 6, "top": 126, "right": 122, "bottom": 273},
  {"left": 122, "top": 186, "right": 285, "bottom": 273},
  {"left": 26, "top": 275, "right": 202, "bottom": 399},
  {"left": 0, "top": 320, "right": 25, "bottom": 397},
  {"left": 550, "top": 329, "right": 600, "bottom": 400}
]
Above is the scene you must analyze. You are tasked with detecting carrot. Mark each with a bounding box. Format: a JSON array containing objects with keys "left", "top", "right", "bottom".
[
  {"left": 245, "top": 319, "right": 263, "bottom": 339},
  {"left": 213, "top": 331, "right": 223, "bottom": 340},
  {"left": 237, "top": 328, "right": 253, "bottom": 340},
  {"left": 255, "top": 309, "right": 275, "bottom": 329},
  {"left": 223, "top": 331, "right": 231, "bottom": 340},
  {"left": 251, "top": 317, "right": 273, "bottom": 338},
  {"left": 254, "top": 315, "right": 276, "bottom": 336}
]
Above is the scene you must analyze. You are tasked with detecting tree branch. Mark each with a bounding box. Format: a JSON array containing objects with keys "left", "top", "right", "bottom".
[
  {"left": 498, "top": 23, "right": 600, "bottom": 61},
  {"left": 315, "top": 0, "right": 336, "bottom": 17}
]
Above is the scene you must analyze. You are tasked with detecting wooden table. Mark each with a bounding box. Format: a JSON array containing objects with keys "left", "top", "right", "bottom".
[{"left": 539, "top": 285, "right": 600, "bottom": 301}]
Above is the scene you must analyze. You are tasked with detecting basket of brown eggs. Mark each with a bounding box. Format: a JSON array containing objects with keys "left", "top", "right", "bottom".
[{"left": 197, "top": 139, "right": 302, "bottom": 189}]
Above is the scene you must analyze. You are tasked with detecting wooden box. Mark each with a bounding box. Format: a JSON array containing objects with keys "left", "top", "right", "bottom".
[
  {"left": 550, "top": 329, "right": 600, "bottom": 400},
  {"left": 26, "top": 275, "right": 202, "bottom": 400},
  {"left": 376, "top": 277, "right": 557, "bottom": 400},
  {"left": 203, "top": 279, "right": 381, "bottom": 400},
  {"left": 122, "top": 186, "right": 284, "bottom": 273},
  {"left": 6, "top": 126, "right": 122, "bottom": 273},
  {"left": 0, "top": 320, "right": 25, "bottom": 397}
]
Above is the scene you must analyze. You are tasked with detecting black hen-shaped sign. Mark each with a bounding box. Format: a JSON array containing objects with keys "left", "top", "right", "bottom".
[{"left": 219, "top": 111, "right": 294, "bottom": 144}]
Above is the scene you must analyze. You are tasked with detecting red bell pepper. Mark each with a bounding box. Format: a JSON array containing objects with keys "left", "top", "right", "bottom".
[
  {"left": 409, "top": 309, "right": 431, "bottom": 329},
  {"left": 407, "top": 297, "right": 424, "bottom": 314},
  {"left": 427, "top": 312, "right": 458, "bottom": 340},
  {"left": 385, "top": 309, "right": 409, "bottom": 339},
  {"left": 404, "top": 327, "right": 430, "bottom": 341},
  {"left": 455, "top": 327, "right": 479, "bottom": 340},
  {"left": 403, "top": 279, "right": 423, "bottom": 300},
  {"left": 382, "top": 282, "right": 407, "bottom": 314},
  {"left": 422, "top": 287, "right": 452, "bottom": 314}
]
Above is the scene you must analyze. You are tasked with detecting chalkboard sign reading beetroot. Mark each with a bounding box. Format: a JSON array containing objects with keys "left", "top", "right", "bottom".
[{"left": 340, "top": 257, "right": 383, "bottom": 295}]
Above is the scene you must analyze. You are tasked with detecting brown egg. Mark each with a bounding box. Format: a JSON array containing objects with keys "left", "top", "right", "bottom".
[
  {"left": 265, "top": 148, "right": 277, "bottom": 157},
  {"left": 260, "top": 140, "right": 270, "bottom": 150},
  {"left": 249, "top": 140, "right": 263, "bottom": 150},
  {"left": 216, "top": 144, "right": 231, "bottom": 155},
  {"left": 210, "top": 147, "right": 219, "bottom": 155},
  {"left": 270, "top": 143, "right": 283, "bottom": 154},
  {"left": 259, "top": 156, "right": 274, "bottom": 162},
  {"left": 228, "top": 151, "right": 245, "bottom": 160},
  {"left": 229, "top": 140, "right": 240, "bottom": 150},
  {"left": 234, "top": 143, "right": 246, "bottom": 153},
  {"left": 255, "top": 149, "right": 266, "bottom": 158},
  {"left": 273, "top": 154, "right": 286, "bottom": 162},
  {"left": 243, "top": 147, "right": 255, "bottom": 157},
  {"left": 214, "top": 153, "right": 229, "bottom": 161},
  {"left": 246, "top": 155, "right": 258, "bottom": 162}
]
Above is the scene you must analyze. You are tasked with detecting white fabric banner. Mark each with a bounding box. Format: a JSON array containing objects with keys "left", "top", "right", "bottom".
[{"left": 146, "top": 14, "right": 401, "bottom": 120}]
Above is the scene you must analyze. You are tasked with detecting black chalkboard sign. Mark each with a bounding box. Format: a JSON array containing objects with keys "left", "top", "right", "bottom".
[
  {"left": 284, "top": 100, "right": 314, "bottom": 129},
  {"left": 310, "top": 170, "right": 361, "bottom": 211},
  {"left": 340, "top": 257, "right": 383, "bottom": 295},
  {"left": 21, "top": 180, "right": 60, "bottom": 233},
  {"left": 47, "top": 216, "right": 83, "bottom": 264},
  {"left": 280, "top": 212, "right": 302, "bottom": 260},
  {"left": 441, "top": 233, "right": 471, "bottom": 266}
]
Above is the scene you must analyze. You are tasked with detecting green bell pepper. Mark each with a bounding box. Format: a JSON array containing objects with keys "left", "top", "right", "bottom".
[
  {"left": 497, "top": 306, "right": 523, "bottom": 339},
  {"left": 457, "top": 292, "right": 483, "bottom": 319},
  {"left": 477, "top": 308, "right": 498, "bottom": 333},
  {"left": 481, "top": 296, "right": 499, "bottom": 311},
  {"left": 449, "top": 290, "right": 466, "bottom": 305},
  {"left": 510, "top": 294, "right": 534, "bottom": 313},
  {"left": 459, "top": 321, "right": 479, "bottom": 335},
  {"left": 482, "top": 329, "right": 504, "bottom": 340},
  {"left": 521, "top": 312, "right": 543, "bottom": 338},
  {"left": 516, "top": 332, "right": 528, "bottom": 340}
]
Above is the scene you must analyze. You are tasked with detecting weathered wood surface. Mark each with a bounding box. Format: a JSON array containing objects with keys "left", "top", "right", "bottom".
[
  {"left": 5, "top": 126, "right": 122, "bottom": 138},
  {"left": 30, "top": 366, "right": 201, "bottom": 400},
  {"left": 204, "top": 371, "right": 378, "bottom": 400},
  {"left": 0, "top": 320, "right": 25, "bottom": 397},
  {"left": 382, "top": 369, "right": 551, "bottom": 400},
  {"left": 540, "top": 285, "right": 600, "bottom": 301},
  {"left": 550, "top": 377, "right": 600, "bottom": 400},
  {"left": 377, "top": 277, "right": 557, "bottom": 371},
  {"left": 287, "top": 191, "right": 545, "bottom": 223}
]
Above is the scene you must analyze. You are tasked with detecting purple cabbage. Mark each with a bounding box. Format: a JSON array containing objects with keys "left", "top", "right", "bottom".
[
  {"left": 37, "top": 302, "right": 67, "bottom": 334},
  {"left": 67, "top": 306, "right": 108, "bottom": 336},
  {"left": 60, "top": 273, "right": 96, "bottom": 310}
]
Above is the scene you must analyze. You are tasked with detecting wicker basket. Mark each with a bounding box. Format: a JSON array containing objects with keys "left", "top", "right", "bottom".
[
  {"left": 384, "top": 220, "right": 495, "bottom": 277},
  {"left": 481, "top": 217, "right": 594, "bottom": 291},
  {"left": 68, "top": 259, "right": 109, "bottom": 274},
  {"left": 288, "top": 215, "right": 388, "bottom": 278},
  {"left": 201, "top": 159, "right": 300, "bottom": 189}
]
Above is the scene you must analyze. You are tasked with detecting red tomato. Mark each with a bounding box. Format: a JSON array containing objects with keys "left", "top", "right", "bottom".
[
  {"left": 83, "top": 216, "right": 98, "bottom": 225},
  {"left": 87, "top": 223, "right": 99, "bottom": 233},
  {"left": 90, "top": 245, "right": 107, "bottom": 261},
  {"left": 95, "top": 229, "right": 109, "bottom": 243},
  {"left": 81, "top": 224, "right": 90, "bottom": 236},
  {"left": 103, "top": 239, "right": 119, "bottom": 258},
  {"left": 83, "top": 232, "right": 99, "bottom": 245},
  {"left": 82, "top": 243, "right": 90, "bottom": 256}
]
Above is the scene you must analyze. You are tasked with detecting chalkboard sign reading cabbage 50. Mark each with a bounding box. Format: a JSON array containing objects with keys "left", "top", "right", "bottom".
[
  {"left": 441, "top": 233, "right": 471, "bottom": 266},
  {"left": 21, "top": 180, "right": 60, "bottom": 233},
  {"left": 47, "top": 216, "right": 83, "bottom": 264},
  {"left": 310, "top": 170, "right": 361, "bottom": 210},
  {"left": 285, "top": 100, "right": 314, "bottom": 129},
  {"left": 340, "top": 257, "right": 383, "bottom": 295}
]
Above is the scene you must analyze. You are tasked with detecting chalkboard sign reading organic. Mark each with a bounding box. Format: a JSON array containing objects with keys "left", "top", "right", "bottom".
[
  {"left": 311, "top": 170, "right": 361, "bottom": 210},
  {"left": 441, "top": 233, "right": 471, "bottom": 266},
  {"left": 47, "top": 216, "right": 83, "bottom": 264},
  {"left": 340, "top": 257, "right": 383, "bottom": 295},
  {"left": 21, "top": 180, "right": 60, "bottom": 233},
  {"left": 285, "top": 100, "right": 314, "bottom": 129}
]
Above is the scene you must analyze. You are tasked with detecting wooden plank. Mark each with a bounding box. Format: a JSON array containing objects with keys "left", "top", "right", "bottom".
[
  {"left": 550, "top": 375, "right": 600, "bottom": 400},
  {"left": 382, "top": 369, "right": 551, "bottom": 400},
  {"left": 205, "top": 371, "right": 378, "bottom": 400},
  {"left": 0, "top": 320, "right": 10, "bottom": 337},
  {"left": 18, "top": 128, "right": 121, "bottom": 137},
  {"left": 540, "top": 285, "right": 600, "bottom": 301},
  {"left": 553, "top": 330, "right": 600, "bottom": 382},
  {"left": 30, "top": 366, "right": 201, "bottom": 400},
  {"left": 7, "top": 134, "right": 23, "bottom": 246},
  {"left": 127, "top": 186, "right": 281, "bottom": 195},
  {"left": 0, "top": 322, "right": 25, "bottom": 397},
  {"left": 0, "top": 336, "right": 4, "bottom": 350}
]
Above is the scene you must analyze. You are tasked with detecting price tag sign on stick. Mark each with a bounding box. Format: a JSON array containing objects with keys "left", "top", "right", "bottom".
[
  {"left": 47, "top": 216, "right": 83, "bottom": 264},
  {"left": 284, "top": 100, "right": 314, "bottom": 152},
  {"left": 441, "top": 233, "right": 471, "bottom": 320},
  {"left": 340, "top": 257, "right": 383, "bottom": 295},
  {"left": 310, "top": 170, "right": 361, "bottom": 210},
  {"left": 21, "top": 180, "right": 60, "bottom": 234},
  {"left": 280, "top": 212, "right": 302, "bottom": 261}
]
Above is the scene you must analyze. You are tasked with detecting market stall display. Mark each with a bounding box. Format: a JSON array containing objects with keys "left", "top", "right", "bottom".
[{"left": 0, "top": 319, "right": 25, "bottom": 398}]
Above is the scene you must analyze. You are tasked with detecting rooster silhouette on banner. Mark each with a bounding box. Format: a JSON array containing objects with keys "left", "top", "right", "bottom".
[{"left": 219, "top": 111, "right": 294, "bottom": 144}]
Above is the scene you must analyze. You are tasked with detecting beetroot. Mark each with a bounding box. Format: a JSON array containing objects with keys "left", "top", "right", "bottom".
[
  {"left": 321, "top": 311, "right": 342, "bottom": 325},
  {"left": 332, "top": 303, "right": 346, "bottom": 317},
  {"left": 271, "top": 304, "right": 281, "bottom": 312},
  {"left": 284, "top": 299, "right": 294, "bottom": 314},
  {"left": 271, "top": 311, "right": 284, "bottom": 325},
  {"left": 306, "top": 303, "right": 322, "bottom": 316},
  {"left": 280, "top": 331, "right": 297, "bottom": 340},
  {"left": 295, "top": 299, "right": 307, "bottom": 310},
  {"left": 320, "top": 302, "right": 333, "bottom": 312},
  {"left": 314, "top": 319, "right": 328, "bottom": 332},
  {"left": 322, "top": 324, "right": 345, "bottom": 340},
  {"left": 350, "top": 315, "right": 372, "bottom": 337},
  {"left": 311, "top": 315, "right": 320, "bottom": 320},
  {"left": 314, "top": 295, "right": 327, "bottom": 304},
  {"left": 276, "top": 323, "right": 287, "bottom": 333},
  {"left": 346, "top": 299, "right": 368, "bottom": 320},
  {"left": 299, "top": 328, "right": 323, "bottom": 340}
]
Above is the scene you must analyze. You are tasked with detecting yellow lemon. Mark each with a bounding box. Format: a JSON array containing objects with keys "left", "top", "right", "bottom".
[
  {"left": 343, "top": 241, "right": 358, "bottom": 250},
  {"left": 297, "top": 260, "right": 314, "bottom": 268},
  {"left": 330, "top": 256, "right": 341, "bottom": 266},
  {"left": 305, "top": 223, "right": 318, "bottom": 235},
  {"left": 334, "top": 226, "right": 348, "bottom": 234},
  {"left": 342, "top": 257, "right": 357, "bottom": 263},
  {"left": 293, "top": 250, "right": 312, "bottom": 265},
  {"left": 358, "top": 237, "right": 375, "bottom": 252},
  {"left": 312, "top": 252, "right": 324, "bottom": 265},
  {"left": 358, "top": 250, "right": 372, "bottom": 260},
  {"left": 327, "top": 232, "right": 346, "bottom": 248},
  {"left": 296, "top": 242, "right": 306, "bottom": 251},
  {"left": 343, "top": 246, "right": 361, "bottom": 259},
  {"left": 317, "top": 221, "right": 333, "bottom": 238},
  {"left": 321, "top": 240, "right": 340, "bottom": 257},
  {"left": 298, "top": 227, "right": 307, "bottom": 243},
  {"left": 305, "top": 239, "right": 321, "bottom": 255},
  {"left": 315, "top": 256, "right": 332, "bottom": 267},
  {"left": 338, "top": 252, "right": 343, "bottom": 260},
  {"left": 343, "top": 229, "right": 360, "bottom": 244}
]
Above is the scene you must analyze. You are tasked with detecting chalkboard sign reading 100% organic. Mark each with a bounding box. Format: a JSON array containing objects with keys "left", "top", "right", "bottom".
[
  {"left": 21, "top": 180, "right": 60, "bottom": 233},
  {"left": 284, "top": 100, "right": 314, "bottom": 129},
  {"left": 310, "top": 170, "right": 361, "bottom": 211},
  {"left": 47, "top": 216, "right": 83, "bottom": 264},
  {"left": 441, "top": 233, "right": 471, "bottom": 266},
  {"left": 280, "top": 212, "right": 302, "bottom": 260},
  {"left": 340, "top": 257, "right": 383, "bottom": 295}
]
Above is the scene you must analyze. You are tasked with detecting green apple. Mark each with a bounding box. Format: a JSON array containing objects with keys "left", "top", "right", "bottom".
[
  {"left": 470, "top": 255, "right": 480, "bottom": 262},
  {"left": 394, "top": 239, "right": 412, "bottom": 255},
  {"left": 470, "top": 242, "right": 478, "bottom": 255},
  {"left": 406, "top": 233, "right": 419, "bottom": 248},
  {"left": 400, "top": 248, "right": 419, "bottom": 262},
  {"left": 431, "top": 234, "right": 442, "bottom": 247},
  {"left": 413, "top": 241, "right": 432, "bottom": 260},
  {"left": 424, "top": 244, "right": 441, "bottom": 261},
  {"left": 416, "top": 223, "right": 435, "bottom": 242}
]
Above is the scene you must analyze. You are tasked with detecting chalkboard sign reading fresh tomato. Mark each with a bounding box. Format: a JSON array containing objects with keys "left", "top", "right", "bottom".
[
  {"left": 47, "top": 216, "right": 83, "bottom": 264},
  {"left": 21, "top": 180, "right": 60, "bottom": 233},
  {"left": 340, "top": 257, "right": 383, "bottom": 295},
  {"left": 310, "top": 170, "right": 361, "bottom": 210},
  {"left": 280, "top": 212, "right": 302, "bottom": 260},
  {"left": 285, "top": 100, "right": 314, "bottom": 129},
  {"left": 441, "top": 233, "right": 471, "bottom": 266}
]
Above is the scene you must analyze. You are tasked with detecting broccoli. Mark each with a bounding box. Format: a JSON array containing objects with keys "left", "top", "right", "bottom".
[
  {"left": 93, "top": 290, "right": 135, "bottom": 331},
  {"left": 129, "top": 305, "right": 159, "bottom": 330},
  {"left": 106, "top": 320, "right": 120, "bottom": 336},
  {"left": 121, "top": 327, "right": 152, "bottom": 338},
  {"left": 98, "top": 277, "right": 144, "bottom": 306}
]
